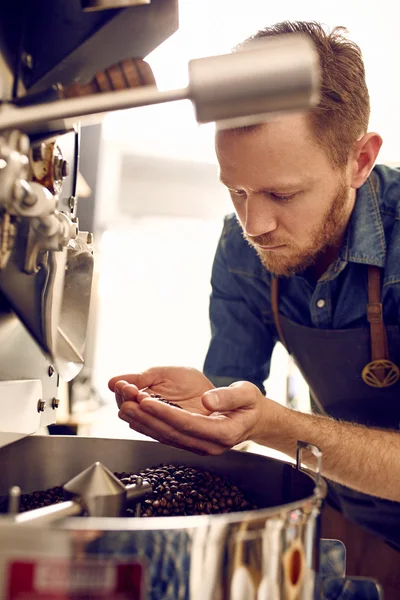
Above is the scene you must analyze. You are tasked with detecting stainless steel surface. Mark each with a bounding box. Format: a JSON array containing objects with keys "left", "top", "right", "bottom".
[
  {"left": 297, "top": 441, "right": 323, "bottom": 489},
  {"left": 0, "top": 126, "right": 93, "bottom": 385},
  {"left": 0, "top": 436, "right": 320, "bottom": 506},
  {"left": 64, "top": 461, "right": 126, "bottom": 517},
  {"left": 0, "top": 222, "right": 93, "bottom": 383},
  {"left": 0, "top": 86, "right": 186, "bottom": 133},
  {"left": 7, "top": 486, "right": 20, "bottom": 515},
  {"left": 14, "top": 500, "right": 82, "bottom": 525},
  {"left": 15, "top": 461, "right": 153, "bottom": 522},
  {"left": 0, "top": 302, "right": 58, "bottom": 439},
  {"left": 0, "top": 436, "right": 326, "bottom": 599},
  {"left": 0, "top": 380, "right": 42, "bottom": 437},
  {"left": 0, "top": 33, "right": 320, "bottom": 134},
  {"left": 125, "top": 480, "right": 152, "bottom": 503},
  {"left": 56, "top": 231, "right": 94, "bottom": 380},
  {"left": 190, "top": 34, "right": 320, "bottom": 127}
]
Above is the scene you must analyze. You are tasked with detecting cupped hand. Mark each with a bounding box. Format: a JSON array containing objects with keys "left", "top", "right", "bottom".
[
  {"left": 109, "top": 366, "right": 215, "bottom": 414},
  {"left": 109, "top": 369, "right": 275, "bottom": 455}
]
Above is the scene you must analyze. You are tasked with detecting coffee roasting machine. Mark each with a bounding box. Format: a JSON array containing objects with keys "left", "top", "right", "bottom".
[{"left": 0, "top": 1, "right": 383, "bottom": 599}]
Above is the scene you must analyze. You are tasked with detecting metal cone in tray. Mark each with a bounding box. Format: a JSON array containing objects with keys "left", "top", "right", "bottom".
[{"left": 11, "top": 462, "right": 152, "bottom": 524}]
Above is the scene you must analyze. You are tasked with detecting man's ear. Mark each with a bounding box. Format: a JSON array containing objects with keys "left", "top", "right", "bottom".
[{"left": 350, "top": 132, "right": 383, "bottom": 189}]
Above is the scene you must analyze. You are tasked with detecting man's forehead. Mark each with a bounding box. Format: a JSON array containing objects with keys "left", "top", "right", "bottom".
[
  {"left": 215, "top": 115, "right": 326, "bottom": 189},
  {"left": 218, "top": 154, "right": 316, "bottom": 190}
]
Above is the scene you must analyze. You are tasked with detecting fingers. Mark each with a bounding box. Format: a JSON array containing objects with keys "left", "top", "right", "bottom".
[
  {"left": 124, "top": 396, "right": 242, "bottom": 449},
  {"left": 114, "top": 380, "right": 129, "bottom": 408},
  {"left": 114, "top": 381, "right": 146, "bottom": 409},
  {"left": 108, "top": 371, "right": 157, "bottom": 392},
  {"left": 118, "top": 400, "right": 224, "bottom": 455},
  {"left": 201, "top": 381, "right": 259, "bottom": 413}
]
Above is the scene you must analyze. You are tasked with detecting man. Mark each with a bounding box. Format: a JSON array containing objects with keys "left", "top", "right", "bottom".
[{"left": 109, "top": 22, "right": 400, "bottom": 595}]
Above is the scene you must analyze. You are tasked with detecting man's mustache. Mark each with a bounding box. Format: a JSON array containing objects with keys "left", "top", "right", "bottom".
[{"left": 243, "top": 232, "right": 288, "bottom": 247}]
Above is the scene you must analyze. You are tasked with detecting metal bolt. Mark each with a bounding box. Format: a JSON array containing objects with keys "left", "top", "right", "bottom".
[
  {"left": 21, "top": 192, "right": 37, "bottom": 208},
  {"left": 87, "top": 232, "right": 94, "bottom": 245},
  {"left": 21, "top": 52, "right": 33, "bottom": 69},
  {"left": 37, "top": 400, "right": 46, "bottom": 413},
  {"left": 8, "top": 486, "right": 21, "bottom": 515},
  {"left": 69, "top": 196, "right": 77, "bottom": 212},
  {"left": 52, "top": 398, "right": 60, "bottom": 410},
  {"left": 71, "top": 222, "right": 79, "bottom": 239},
  {"left": 48, "top": 365, "right": 55, "bottom": 377},
  {"left": 135, "top": 477, "right": 143, "bottom": 518}
]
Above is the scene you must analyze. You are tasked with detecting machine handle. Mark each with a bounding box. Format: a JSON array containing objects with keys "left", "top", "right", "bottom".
[
  {"left": 13, "top": 500, "right": 82, "bottom": 525},
  {"left": 125, "top": 481, "right": 153, "bottom": 503},
  {"left": 296, "top": 441, "right": 322, "bottom": 490}
]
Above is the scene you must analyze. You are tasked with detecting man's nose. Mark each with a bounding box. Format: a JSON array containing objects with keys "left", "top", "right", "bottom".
[{"left": 242, "top": 194, "right": 278, "bottom": 237}]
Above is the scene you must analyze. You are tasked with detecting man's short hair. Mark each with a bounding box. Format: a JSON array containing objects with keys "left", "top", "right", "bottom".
[{"left": 239, "top": 21, "right": 370, "bottom": 168}]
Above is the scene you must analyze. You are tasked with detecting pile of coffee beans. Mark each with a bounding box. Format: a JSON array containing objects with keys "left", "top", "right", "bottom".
[
  {"left": 0, "top": 464, "right": 257, "bottom": 517},
  {"left": 0, "top": 485, "right": 65, "bottom": 513},
  {"left": 118, "top": 464, "right": 257, "bottom": 517},
  {"left": 149, "top": 393, "right": 183, "bottom": 409}
]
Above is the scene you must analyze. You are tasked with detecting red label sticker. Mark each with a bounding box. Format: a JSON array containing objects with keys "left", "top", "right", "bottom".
[{"left": 7, "top": 559, "right": 145, "bottom": 599}]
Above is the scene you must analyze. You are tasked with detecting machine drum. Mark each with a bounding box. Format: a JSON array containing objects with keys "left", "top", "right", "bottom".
[{"left": 1, "top": 464, "right": 258, "bottom": 517}]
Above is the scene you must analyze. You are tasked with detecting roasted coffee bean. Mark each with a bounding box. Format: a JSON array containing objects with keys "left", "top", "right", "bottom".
[{"left": 149, "top": 394, "right": 183, "bottom": 409}]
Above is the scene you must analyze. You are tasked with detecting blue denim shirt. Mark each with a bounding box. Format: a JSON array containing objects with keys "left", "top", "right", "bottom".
[{"left": 203, "top": 164, "right": 400, "bottom": 393}]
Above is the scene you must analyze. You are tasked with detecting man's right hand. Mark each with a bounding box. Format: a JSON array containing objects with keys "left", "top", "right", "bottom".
[{"left": 108, "top": 366, "right": 215, "bottom": 415}]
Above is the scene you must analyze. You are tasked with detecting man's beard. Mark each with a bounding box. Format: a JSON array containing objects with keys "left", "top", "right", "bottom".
[{"left": 242, "top": 180, "right": 351, "bottom": 277}]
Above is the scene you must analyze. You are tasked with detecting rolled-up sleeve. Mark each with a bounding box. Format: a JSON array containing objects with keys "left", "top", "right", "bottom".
[{"left": 203, "top": 219, "right": 275, "bottom": 394}]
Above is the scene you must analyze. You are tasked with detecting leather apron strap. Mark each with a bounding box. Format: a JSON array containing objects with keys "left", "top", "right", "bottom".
[
  {"left": 271, "top": 268, "right": 400, "bottom": 388},
  {"left": 271, "top": 276, "right": 288, "bottom": 352},
  {"left": 367, "top": 266, "right": 388, "bottom": 361},
  {"left": 363, "top": 266, "right": 400, "bottom": 387}
]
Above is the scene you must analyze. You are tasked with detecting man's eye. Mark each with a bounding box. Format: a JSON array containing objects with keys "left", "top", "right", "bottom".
[
  {"left": 270, "top": 193, "right": 296, "bottom": 202},
  {"left": 229, "top": 189, "right": 247, "bottom": 199}
]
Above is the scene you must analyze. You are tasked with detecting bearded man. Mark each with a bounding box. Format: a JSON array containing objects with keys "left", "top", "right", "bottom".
[{"left": 110, "top": 22, "right": 400, "bottom": 597}]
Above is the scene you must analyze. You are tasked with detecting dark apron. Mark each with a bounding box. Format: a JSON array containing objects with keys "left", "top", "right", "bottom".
[{"left": 271, "top": 268, "right": 400, "bottom": 548}]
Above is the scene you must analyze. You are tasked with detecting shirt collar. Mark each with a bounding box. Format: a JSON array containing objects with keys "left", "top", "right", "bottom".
[{"left": 339, "top": 171, "right": 386, "bottom": 268}]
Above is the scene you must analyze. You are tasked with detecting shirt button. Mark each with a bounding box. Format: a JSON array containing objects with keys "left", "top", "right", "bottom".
[{"left": 316, "top": 299, "right": 325, "bottom": 308}]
